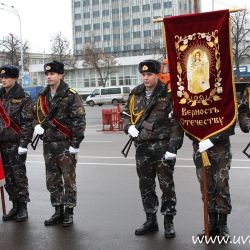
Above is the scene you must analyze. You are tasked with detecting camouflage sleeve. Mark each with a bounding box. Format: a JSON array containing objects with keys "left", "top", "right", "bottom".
[
  {"left": 238, "top": 87, "right": 250, "bottom": 133},
  {"left": 168, "top": 115, "right": 184, "bottom": 154},
  {"left": 69, "top": 93, "right": 86, "bottom": 148},
  {"left": 122, "top": 94, "right": 132, "bottom": 134},
  {"left": 19, "top": 95, "right": 35, "bottom": 147},
  {"left": 209, "top": 123, "right": 235, "bottom": 144}
]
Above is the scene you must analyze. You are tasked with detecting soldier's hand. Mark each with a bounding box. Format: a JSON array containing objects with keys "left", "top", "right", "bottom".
[
  {"left": 198, "top": 139, "right": 214, "bottom": 152},
  {"left": 34, "top": 124, "right": 45, "bottom": 135},
  {"left": 18, "top": 147, "right": 28, "bottom": 155},
  {"left": 69, "top": 146, "right": 79, "bottom": 154},
  {"left": 128, "top": 125, "right": 139, "bottom": 138},
  {"left": 164, "top": 151, "right": 176, "bottom": 160}
]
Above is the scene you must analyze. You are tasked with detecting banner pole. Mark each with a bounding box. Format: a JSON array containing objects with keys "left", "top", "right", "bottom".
[
  {"left": 0, "top": 186, "right": 6, "bottom": 216},
  {"left": 152, "top": 8, "right": 245, "bottom": 23}
]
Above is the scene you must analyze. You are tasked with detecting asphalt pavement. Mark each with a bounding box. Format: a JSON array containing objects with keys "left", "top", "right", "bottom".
[{"left": 0, "top": 105, "right": 250, "bottom": 250}]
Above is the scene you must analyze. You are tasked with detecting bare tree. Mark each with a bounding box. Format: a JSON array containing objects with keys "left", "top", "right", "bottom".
[
  {"left": 0, "top": 33, "right": 29, "bottom": 70},
  {"left": 83, "top": 45, "right": 117, "bottom": 87},
  {"left": 50, "top": 32, "right": 75, "bottom": 69},
  {"left": 231, "top": 9, "right": 250, "bottom": 81}
]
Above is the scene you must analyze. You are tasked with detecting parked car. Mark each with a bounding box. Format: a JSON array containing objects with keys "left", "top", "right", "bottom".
[{"left": 86, "top": 86, "right": 130, "bottom": 106}]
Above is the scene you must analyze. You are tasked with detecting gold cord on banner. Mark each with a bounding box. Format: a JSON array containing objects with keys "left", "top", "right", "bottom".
[
  {"left": 247, "top": 87, "right": 250, "bottom": 110},
  {"left": 129, "top": 95, "right": 143, "bottom": 125},
  {"left": 201, "top": 151, "right": 211, "bottom": 168}
]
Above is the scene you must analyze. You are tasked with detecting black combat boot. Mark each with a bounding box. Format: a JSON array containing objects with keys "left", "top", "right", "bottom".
[
  {"left": 16, "top": 202, "right": 28, "bottom": 222},
  {"left": 198, "top": 213, "right": 219, "bottom": 239},
  {"left": 62, "top": 207, "right": 74, "bottom": 227},
  {"left": 44, "top": 205, "right": 64, "bottom": 226},
  {"left": 2, "top": 201, "right": 18, "bottom": 221},
  {"left": 135, "top": 213, "right": 159, "bottom": 235},
  {"left": 164, "top": 215, "right": 175, "bottom": 238},
  {"left": 218, "top": 214, "right": 230, "bottom": 240}
]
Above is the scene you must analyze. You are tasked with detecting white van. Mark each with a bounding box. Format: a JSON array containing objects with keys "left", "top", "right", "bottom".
[{"left": 86, "top": 86, "right": 130, "bottom": 106}]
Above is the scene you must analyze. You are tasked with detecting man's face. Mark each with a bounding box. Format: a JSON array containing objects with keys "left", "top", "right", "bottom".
[
  {"left": 141, "top": 72, "right": 159, "bottom": 90},
  {"left": 1, "top": 77, "right": 16, "bottom": 90},
  {"left": 45, "top": 72, "right": 63, "bottom": 87}
]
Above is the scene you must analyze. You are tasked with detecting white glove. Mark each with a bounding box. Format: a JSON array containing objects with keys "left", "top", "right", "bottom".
[
  {"left": 199, "top": 139, "right": 214, "bottom": 152},
  {"left": 18, "top": 147, "right": 27, "bottom": 155},
  {"left": 128, "top": 125, "right": 139, "bottom": 138},
  {"left": 69, "top": 146, "right": 79, "bottom": 154},
  {"left": 164, "top": 151, "right": 177, "bottom": 160},
  {"left": 34, "top": 124, "right": 44, "bottom": 135}
]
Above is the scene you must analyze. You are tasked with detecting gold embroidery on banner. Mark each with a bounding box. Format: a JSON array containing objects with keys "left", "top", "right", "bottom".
[{"left": 175, "top": 30, "right": 222, "bottom": 107}]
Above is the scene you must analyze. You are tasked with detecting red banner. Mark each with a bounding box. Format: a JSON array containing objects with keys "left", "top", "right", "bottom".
[
  {"left": 163, "top": 10, "right": 237, "bottom": 140},
  {"left": 0, "top": 154, "right": 5, "bottom": 187}
]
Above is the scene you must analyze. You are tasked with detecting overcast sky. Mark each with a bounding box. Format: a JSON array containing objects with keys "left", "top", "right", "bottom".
[{"left": 0, "top": 0, "right": 249, "bottom": 54}]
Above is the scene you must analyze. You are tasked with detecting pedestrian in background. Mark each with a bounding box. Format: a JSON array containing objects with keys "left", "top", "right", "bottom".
[
  {"left": 0, "top": 65, "right": 34, "bottom": 222},
  {"left": 34, "top": 61, "right": 86, "bottom": 227},
  {"left": 122, "top": 59, "right": 184, "bottom": 238}
]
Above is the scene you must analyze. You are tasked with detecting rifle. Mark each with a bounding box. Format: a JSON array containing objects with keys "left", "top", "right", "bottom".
[
  {"left": 121, "top": 87, "right": 164, "bottom": 158},
  {"left": 31, "top": 88, "right": 70, "bottom": 150},
  {"left": 243, "top": 142, "right": 250, "bottom": 158}
]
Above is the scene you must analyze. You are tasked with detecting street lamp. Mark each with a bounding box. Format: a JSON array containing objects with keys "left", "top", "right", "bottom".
[{"left": 0, "top": 3, "right": 24, "bottom": 85}]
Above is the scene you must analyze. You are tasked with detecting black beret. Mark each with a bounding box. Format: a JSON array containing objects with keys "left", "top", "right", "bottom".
[
  {"left": 138, "top": 60, "right": 161, "bottom": 74},
  {"left": 44, "top": 61, "right": 64, "bottom": 75},
  {"left": 0, "top": 65, "right": 19, "bottom": 78}
]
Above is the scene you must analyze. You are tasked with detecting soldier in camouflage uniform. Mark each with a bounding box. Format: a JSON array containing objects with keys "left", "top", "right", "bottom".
[
  {"left": 34, "top": 61, "right": 86, "bottom": 227},
  {"left": 122, "top": 60, "right": 184, "bottom": 238},
  {"left": 0, "top": 65, "right": 34, "bottom": 222},
  {"left": 238, "top": 83, "right": 250, "bottom": 133},
  {"left": 187, "top": 124, "right": 235, "bottom": 239}
]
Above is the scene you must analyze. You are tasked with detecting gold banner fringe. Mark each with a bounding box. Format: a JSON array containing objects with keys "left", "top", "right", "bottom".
[{"left": 201, "top": 151, "right": 211, "bottom": 168}]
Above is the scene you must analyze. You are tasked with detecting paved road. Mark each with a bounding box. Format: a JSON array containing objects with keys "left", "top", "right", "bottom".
[{"left": 0, "top": 105, "right": 250, "bottom": 250}]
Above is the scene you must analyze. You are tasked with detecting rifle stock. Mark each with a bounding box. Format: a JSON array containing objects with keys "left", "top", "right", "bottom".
[
  {"left": 243, "top": 142, "right": 250, "bottom": 158},
  {"left": 121, "top": 137, "right": 133, "bottom": 158}
]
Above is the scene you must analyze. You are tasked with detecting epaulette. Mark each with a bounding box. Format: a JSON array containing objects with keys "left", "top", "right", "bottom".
[{"left": 69, "top": 88, "right": 76, "bottom": 94}]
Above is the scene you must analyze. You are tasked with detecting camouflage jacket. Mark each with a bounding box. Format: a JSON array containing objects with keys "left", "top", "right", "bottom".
[
  {"left": 36, "top": 80, "right": 86, "bottom": 148},
  {"left": 122, "top": 81, "right": 184, "bottom": 153},
  {"left": 238, "top": 84, "right": 250, "bottom": 133},
  {"left": 0, "top": 82, "right": 34, "bottom": 147}
]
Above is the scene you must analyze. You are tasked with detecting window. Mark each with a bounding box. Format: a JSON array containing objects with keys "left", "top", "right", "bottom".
[
  {"left": 144, "top": 30, "right": 151, "bottom": 37},
  {"left": 92, "top": 89, "right": 100, "bottom": 95},
  {"left": 113, "top": 34, "right": 120, "bottom": 40},
  {"left": 83, "top": 0, "right": 90, "bottom": 4},
  {"left": 93, "top": 11, "right": 100, "bottom": 17},
  {"left": 113, "top": 21, "right": 120, "bottom": 27},
  {"left": 93, "top": 23, "right": 100, "bottom": 29},
  {"left": 102, "top": 0, "right": 108, "bottom": 3},
  {"left": 93, "top": 0, "right": 99, "bottom": 5},
  {"left": 74, "top": 1, "right": 80, "bottom": 8},
  {"left": 84, "top": 24, "right": 91, "bottom": 30},
  {"left": 101, "top": 88, "right": 121, "bottom": 95},
  {"left": 103, "top": 22, "right": 110, "bottom": 28},
  {"left": 142, "top": 4, "right": 150, "bottom": 11},
  {"left": 104, "top": 47, "right": 111, "bottom": 53},
  {"left": 143, "top": 17, "right": 150, "bottom": 24},
  {"left": 112, "top": 8, "right": 119, "bottom": 14},
  {"left": 85, "top": 37, "right": 91, "bottom": 42},
  {"left": 153, "top": 3, "right": 161, "bottom": 9},
  {"left": 123, "top": 87, "right": 130, "bottom": 93},
  {"left": 83, "top": 12, "right": 90, "bottom": 18},
  {"left": 133, "top": 19, "right": 140, "bottom": 25},
  {"left": 132, "top": 6, "right": 139, "bottom": 12},
  {"left": 164, "top": 1, "right": 172, "bottom": 8},
  {"left": 94, "top": 36, "right": 101, "bottom": 41},
  {"left": 122, "top": 7, "right": 129, "bottom": 13},
  {"left": 74, "top": 13, "right": 81, "bottom": 20},
  {"left": 103, "top": 35, "right": 110, "bottom": 41},
  {"left": 103, "top": 9, "right": 109, "bottom": 16},
  {"left": 124, "top": 45, "right": 131, "bottom": 51},
  {"left": 133, "top": 31, "right": 141, "bottom": 38},
  {"left": 123, "top": 20, "right": 130, "bottom": 26},
  {"left": 114, "top": 46, "right": 121, "bottom": 52},
  {"left": 154, "top": 29, "right": 162, "bottom": 36},
  {"left": 134, "top": 44, "right": 141, "bottom": 50},
  {"left": 123, "top": 32, "right": 130, "bottom": 39},
  {"left": 75, "top": 26, "right": 81, "bottom": 32},
  {"left": 75, "top": 38, "right": 82, "bottom": 44}
]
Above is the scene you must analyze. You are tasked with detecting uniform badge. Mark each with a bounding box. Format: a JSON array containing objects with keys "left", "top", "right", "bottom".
[
  {"left": 45, "top": 66, "right": 51, "bottom": 70},
  {"left": 77, "top": 106, "right": 85, "bottom": 115},
  {"left": 0, "top": 70, "right": 5, "bottom": 74},
  {"left": 142, "top": 65, "right": 148, "bottom": 71}
]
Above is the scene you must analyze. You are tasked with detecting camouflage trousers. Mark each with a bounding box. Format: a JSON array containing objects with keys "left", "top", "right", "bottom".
[
  {"left": 43, "top": 141, "right": 77, "bottom": 208},
  {"left": 193, "top": 138, "right": 232, "bottom": 214},
  {"left": 0, "top": 142, "right": 29, "bottom": 203},
  {"left": 135, "top": 140, "right": 176, "bottom": 215}
]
